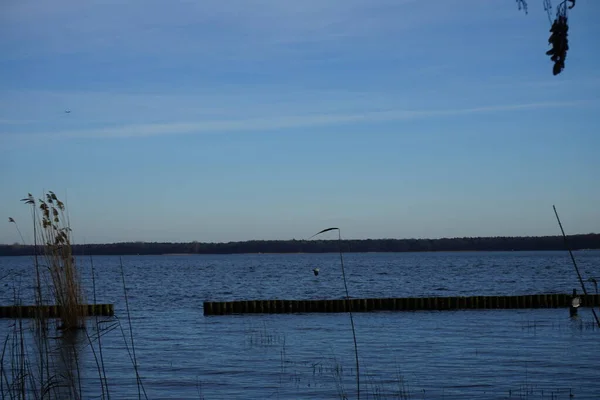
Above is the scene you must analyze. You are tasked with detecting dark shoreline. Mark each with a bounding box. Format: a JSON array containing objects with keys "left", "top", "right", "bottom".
[{"left": 1, "top": 233, "right": 598, "bottom": 256}]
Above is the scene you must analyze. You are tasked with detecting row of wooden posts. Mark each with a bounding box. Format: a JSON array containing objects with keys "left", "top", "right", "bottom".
[
  {"left": 0, "top": 304, "right": 114, "bottom": 319},
  {"left": 2, "top": 294, "right": 596, "bottom": 318},
  {"left": 203, "top": 293, "right": 600, "bottom": 316}
]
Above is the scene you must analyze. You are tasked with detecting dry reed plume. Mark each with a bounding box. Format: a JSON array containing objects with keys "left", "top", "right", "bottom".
[
  {"left": 21, "top": 191, "right": 86, "bottom": 330},
  {"left": 4, "top": 191, "right": 147, "bottom": 399}
]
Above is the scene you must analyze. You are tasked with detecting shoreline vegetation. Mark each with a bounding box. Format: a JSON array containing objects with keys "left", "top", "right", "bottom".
[
  {"left": 2, "top": 191, "right": 147, "bottom": 399},
  {"left": 1, "top": 233, "right": 598, "bottom": 256},
  {"left": 0, "top": 191, "right": 147, "bottom": 400}
]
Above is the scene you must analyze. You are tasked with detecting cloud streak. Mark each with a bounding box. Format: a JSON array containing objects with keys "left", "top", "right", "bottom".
[
  {"left": 1, "top": 0, "right": 519, "bottom": 64},
  {"left": 0, "top": 0, "right": 423, "bottom": 60},
  {"left": 5, "top": 100, "right": 593, "bottom": 141},
  {"left": 0, "top": 119, "right": 35, "bottom": 125}
]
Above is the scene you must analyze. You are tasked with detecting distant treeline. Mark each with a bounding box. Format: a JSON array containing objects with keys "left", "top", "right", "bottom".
[{"left": 1, "top": 234, "right": 599, "bottom": 256}]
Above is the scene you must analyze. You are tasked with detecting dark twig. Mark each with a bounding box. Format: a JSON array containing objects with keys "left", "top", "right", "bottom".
[
  {"left": 553, "top": 205, "right": 600, "bottom": 328},
  {"left": 90, "top": 252, "right": 110, "bottom": 399},
  {"left": 308, "top": 228, "right": 360, "bottom": 400},
  {"left": 119, "top": 257, "right": 148, "bottom": 400}
]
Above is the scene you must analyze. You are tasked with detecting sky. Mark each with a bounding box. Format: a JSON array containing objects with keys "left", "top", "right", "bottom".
[{"left": 1, "top": 0, "right": 599, "bottom": 244}]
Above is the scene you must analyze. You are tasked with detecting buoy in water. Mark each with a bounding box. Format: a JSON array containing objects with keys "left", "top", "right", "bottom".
[
  {"left": 313, "top": 268, "right": 320, "bottom": 276},
  {"left": 570, "top": 288, "right": 580, "bottom": 317}
]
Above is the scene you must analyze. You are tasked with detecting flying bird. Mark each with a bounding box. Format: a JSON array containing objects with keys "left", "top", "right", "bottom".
[{"left": 65, "top": 110, "right": 71, "bottom": 114}]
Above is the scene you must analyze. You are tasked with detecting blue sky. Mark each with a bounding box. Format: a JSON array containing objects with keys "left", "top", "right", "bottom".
[{"left": 1, "top": 0, "right": 599, "bottom": 244}]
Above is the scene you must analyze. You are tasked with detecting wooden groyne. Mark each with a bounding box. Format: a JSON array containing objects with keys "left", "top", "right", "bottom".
[
  {"left": 0, "top": 304, "right": 114, "bottom": 319},
  {"left": 203, "top": 294, "right": 600, "bottom": 316}
]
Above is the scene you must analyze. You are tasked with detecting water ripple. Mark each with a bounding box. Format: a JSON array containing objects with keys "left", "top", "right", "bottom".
[{"left": 0, "top": 251, "right": 599, "bottom": 399}]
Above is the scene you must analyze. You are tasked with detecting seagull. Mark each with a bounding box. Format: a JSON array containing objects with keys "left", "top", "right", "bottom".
[{"left": 65, "top": 110, "right": 71, "bottom": 114}]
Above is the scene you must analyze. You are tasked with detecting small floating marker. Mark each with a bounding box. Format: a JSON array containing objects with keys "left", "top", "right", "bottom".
[
  {"left": 570, "top": 288, "right": 581, "bottom": 317},
  {"left": 313, "top": 268, "right": 320, "bottom": 276}
]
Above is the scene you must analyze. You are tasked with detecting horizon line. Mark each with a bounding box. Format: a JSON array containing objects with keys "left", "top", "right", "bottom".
[{"left": 2, "top": 232, "right": 598, "bottom": 247}]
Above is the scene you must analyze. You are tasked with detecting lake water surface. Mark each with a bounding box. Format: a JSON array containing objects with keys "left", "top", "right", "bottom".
[{"left": 1, "top": 251, "right": 599, "bottom": 399}]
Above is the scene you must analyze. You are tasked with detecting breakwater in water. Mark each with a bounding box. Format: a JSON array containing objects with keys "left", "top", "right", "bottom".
[
  {"left": 204, "top": 294, "right": 600, "bottom": 315},
  {"left": 0, "top": 304, "right": 115, "bottom": 318}
]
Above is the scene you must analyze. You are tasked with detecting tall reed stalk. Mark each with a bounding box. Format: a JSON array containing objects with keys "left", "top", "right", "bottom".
[
  {"left": 22, "top": 192, "right": 86, "bottom": 331},
  {"left": 118, "top": 257, "right": 148, "bottom": 400},
  {"left": 309, "top": 227, "right": 360, "bottom": 400},
  {"left": 5, "top": 191, "right": 145, "bottom": 399},
  {"left": 89, "top": 251, "right": 110, "bottom": 399},
  {"left": 553, "top": 205, "right": 600, "bottom": 328}
]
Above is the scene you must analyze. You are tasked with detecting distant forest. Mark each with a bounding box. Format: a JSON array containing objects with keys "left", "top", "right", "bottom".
[{"left": 1, "top": 234, "right": 599, "bottom": 256}]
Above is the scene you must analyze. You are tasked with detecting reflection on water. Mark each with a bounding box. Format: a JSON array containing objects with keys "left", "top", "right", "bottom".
[
  {"left": 0, "top": 251, "right": 599, "bottom": 399},
  {"left": 0, "top": 320, "right": 85, "bottom": 399},
  {"left": 52, "top": 329, "right": 84, "bottom": 400},
  {"left": 0, "top": 316, "right": 138, "bottom": 400}
]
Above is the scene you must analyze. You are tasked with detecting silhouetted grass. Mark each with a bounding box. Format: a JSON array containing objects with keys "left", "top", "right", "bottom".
[
  {"left": 118, "top": 256, "right": 148, "bottom": 400},
  {"left": 309, "top": 227, "right": 360, "bottom": 400},
  {"left": 2, "top": 191, "right": 146, "bottom": 399},
  {"left": 20, "top": 192, "right": 85, "bottom": 331}
]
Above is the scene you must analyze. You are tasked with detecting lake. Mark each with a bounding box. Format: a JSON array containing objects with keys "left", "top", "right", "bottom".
[{"left": 1, "top": 250, "right": 599, "bottom": 399}]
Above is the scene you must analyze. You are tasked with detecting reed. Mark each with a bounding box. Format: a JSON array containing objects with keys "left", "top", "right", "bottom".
[
  {"left": 21, "top": 192, "right": 86, "bottom": 331},
  {"left": 553, "top": 205, "right": 600, "bottom": 328},
  {"left": 118, "top": 257, "right": 148, "bottom": 400},
  {"left": 88, "top": 251, "right": 110, "bottom": 399},
  {"left": 3, "top": 191, "right": 145, "bottom": 399},
  {"left": 308, "top": 227, "right": 360, "bottom": 400}
]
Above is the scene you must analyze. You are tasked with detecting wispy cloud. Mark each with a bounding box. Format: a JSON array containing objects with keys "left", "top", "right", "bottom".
[
  {"left": 0, "top": 0, "right": 417, "bottom": 59},
  {"left": 0, "top": 0, "right": 519, "bottom": 63},
  {"left": 2, "top": 1, "right": 599, "bottom": 145},
  {"left": 0, "top": 119, "right": 34, "bottom": 125},
  {"left": 5, "top": 100, "right": 593, "bottom": 141}
]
